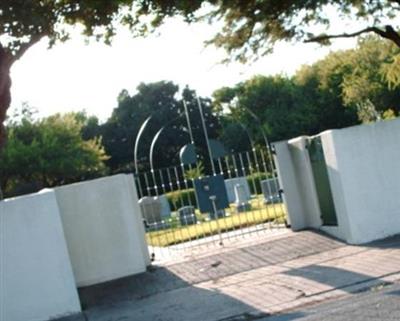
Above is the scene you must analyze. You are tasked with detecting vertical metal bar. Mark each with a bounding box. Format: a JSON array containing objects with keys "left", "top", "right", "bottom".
[
  {"left": 232, "top": 153, "right": 239, "bottom": 178},
  {"left": 256, "top": 148, "right": 273, "bottom": 229},
  {"left": 151, "top": 169, "right": 159, "bottom": 197},
  {"left": 188, "top": 163, "right": 209, "bottom": 246},
  {"left": 260, "top": 131, "right": 284, "bottom": 221},
  {"left": 144, "top": 171, "right": 151, "bottom": 196},
  {"left": 210, "top": 196, "right": 223, "bottom": 245},
  {"left": 217, "top": 157, "right": 234, "bottom": 243},
  {"left": 174, "top": 166, "right": 193, "bottom": 248},
  {"left": 143, "top": 171, "right": 157, "bottom": 258},
  {"left": 150, "top": 169, "right": 162, "bottom": 240},
  {"left": 260, "top": 148, "right": 278, "bottom": 229},
  {"left": 245, "top": 151, "right": 258, "bottom": 199},
  {"left": 225, "top": 156, "right": 233, "bottom": 179},
  {"left": 158, "top": 168, "right": 172, "bottom": 250},
  {"left": 246, "top": 151, "right": 265, "bottom": 234},
  {"left": 218, "top": 158, "right": 224, "bottom": 176},
  {"left": 239, "top": 152, "right": 260, "bottom": 237},
  {"left": 196, "top": 96, "right": 216, "bottom": 175},
  {"left": 225, "top": 155, "right": 245, "bottom": 240},
  {"left": 166, "top": 167, "right": 186, "bottom": 249},
  {"left": 232, "top": 153, "right": 249, "bottom": 239},
  {"left": 136, "top": 174, "right": 143, "bottom": 199},
  {"left": 183, "top": 100, "right": 195, "bottom": 145},
  {"left": 180, "top": 163, "right": 201, "bottom": 246}
]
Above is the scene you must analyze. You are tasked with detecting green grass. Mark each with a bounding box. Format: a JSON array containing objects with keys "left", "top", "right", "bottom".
[{"left": 146, "top": 197, "right": 286, "bottom": 247}]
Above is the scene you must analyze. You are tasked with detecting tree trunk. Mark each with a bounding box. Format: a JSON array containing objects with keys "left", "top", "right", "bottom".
[{"left": 0, "top": 43, "right": 12, "bottom": 148}]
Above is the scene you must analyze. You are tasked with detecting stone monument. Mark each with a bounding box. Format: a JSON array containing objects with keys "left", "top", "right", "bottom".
[
  {"left": 261, "top": 178, "right": 281, "bottom": 204},
  {"left": 224, "top": 177, "right": 251, "bottom": 203},
  {"left": 138, "top": 196, "right": 162, "bottom": 226},
  {"left": 234, "top": 184, "right": 251, "bottom": 212},
  {"left": 178, "top": 206, "right": 197, "bottom": 225}
]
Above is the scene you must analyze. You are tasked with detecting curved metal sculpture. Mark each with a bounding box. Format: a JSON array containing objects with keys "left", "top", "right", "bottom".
[
  {"left": 242, "top": 107, "right": 272, "bottom": 149},
  {"left": 134, "top": 115, "right": 153, "bottom": 174},
  {"left": 149, "top": 114, "right": 188, "bottom": 172}
]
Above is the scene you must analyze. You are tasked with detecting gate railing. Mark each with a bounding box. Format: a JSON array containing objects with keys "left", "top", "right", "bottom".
[{"left": 135, "top": 147, "right": 287, "bottom": 259}]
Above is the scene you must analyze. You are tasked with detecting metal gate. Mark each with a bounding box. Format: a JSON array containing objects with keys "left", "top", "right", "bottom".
[
  {"left": 135, "top": 146, "right": 287, "bottom": 260},
  {"left": 133, "top": 99, "right": 288, "bottom": 260}
]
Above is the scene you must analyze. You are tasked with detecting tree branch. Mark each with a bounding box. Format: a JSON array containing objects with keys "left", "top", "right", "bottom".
[
  {"left": 378, "top": 25, "right": 400, "bottom": 47},
  {"left": 305, "top": 27, "right": 379, "bottom": 43},
  {"left": 10, "top": 33, "right": 46, "bottom": 65},
  {"left": 305, "top": 25, "right": 400, "bottom": 48}
]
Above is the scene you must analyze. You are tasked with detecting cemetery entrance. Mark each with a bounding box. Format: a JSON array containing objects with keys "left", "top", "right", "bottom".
[{"left": 134, "top": 101, "right": 288, "bottom": 260}]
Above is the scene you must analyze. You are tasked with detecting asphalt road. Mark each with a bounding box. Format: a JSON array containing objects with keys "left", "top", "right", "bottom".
[{"left": 262, "top": 283, "right": 400, "bottom": 321}]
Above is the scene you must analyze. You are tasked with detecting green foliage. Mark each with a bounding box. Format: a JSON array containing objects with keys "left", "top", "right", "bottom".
[
  {"left": 382, "top": 109, "right": 397, "bottom": 120},
  {"left": 0, "top": 1, "right": 142, "bottom": 61},
  {"left": 165, "top": 188, "right": 197, "bottom": 211},
  {"left": 4, "top": 0, "right": 400, "bottom": 66},
  {"left": 101, "top": 81, "right": 183, "bottom": 171},
  {"left": 129, "top": 1, "right": 400, "bottom": 63},
  {"left": 214, "top": 36, "right": 399, "bottom": 143},
  {"left": 296, "top": 36, "right": 400, "bottom": 122},
  {"left": 0, "top": 111, "right": 108, "bottom": 197},
  {"left": 218, "top": 119, "right": 251, "bottom": 153},
  {"left": 213, "top": 73, "right": 358, "bottom": 143},
  {"left": 184, "top": 162, "right": 204, "bottom": 180},
  {"left": 246, "top": 172, "right": 270, "bottom": 195},
  {"left": 147, "top": 200, "right": 286, "bottom": 247},
  {"left": 91, "top": 82, "right": 221, "bottom": 174}
]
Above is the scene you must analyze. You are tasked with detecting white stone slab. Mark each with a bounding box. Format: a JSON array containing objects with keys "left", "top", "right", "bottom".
[
  {"left": 55, "top": 174, "right": 150, "bottom": 287},
  {"left": 1, "top": 191, "right": 81, "bottom": 321}
]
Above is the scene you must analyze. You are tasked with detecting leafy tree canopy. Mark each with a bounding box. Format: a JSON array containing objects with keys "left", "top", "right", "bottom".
[
  {"left": 93, "top": 81, "right": 220, "bottom": 173},
  {"left": 0, "top": 0, "right": 137, "bottom": 146},
  {"left": 0, "top": 109, "right": 108, "bottom": 197},
  {"left": 212, "top": 72, "right": 359, "bottom": 142},
  {"left": 296, "top": 36, "right": 400, "bottom": 122},
  {"left": 132, "top": 1, "right": 400, "bottom": 62},
  {"left": 2, "top": 1, "right": 400, "bottom": 147}
]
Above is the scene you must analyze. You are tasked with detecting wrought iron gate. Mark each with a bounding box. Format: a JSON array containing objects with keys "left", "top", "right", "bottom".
[
  {"left": 133, "top": 98, "right": 288, "bottom": 260},
  {"left": 135, "top": 145, "right": 287, "bottom": 260}
]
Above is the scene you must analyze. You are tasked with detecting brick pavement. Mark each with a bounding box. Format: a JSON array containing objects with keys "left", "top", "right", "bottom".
[{"left": 76, "top": 230, "right": 400, "bottom": 321}]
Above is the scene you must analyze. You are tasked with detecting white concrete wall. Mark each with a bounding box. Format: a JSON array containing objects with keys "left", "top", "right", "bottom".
[
  {"left": 273, "top": 137, "right": 322, "bottom": 231},
  {"left": 275, "top": 118, "right": 400, "bottom": 244},
  {"left": 288, "top": 137, "right": 322, "bottom": 229},
  {"left": 319, "top": 131, "right": 352, "bottom": 242},
  {"left": 55, "top": 174, "right": 150, "bottom": 287},
  {"left": 0, "top": 191, "right": 81, "bottom": 321},
  {"left": 322, "top": 118, "right": 400, "bottom": 244}
]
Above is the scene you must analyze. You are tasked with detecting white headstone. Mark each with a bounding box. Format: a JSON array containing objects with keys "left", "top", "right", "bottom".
[
  {"left": 225, "top": 177, "right": 251, "bottom": 203},
  {"left": 139, "top": 196, "right": 162, "bottom": 224},
  {"left": 234, "top": 184, "right": 251, "bottom": 212},
  {"left": 178, "top": 206, "right": 197, "bottom": 225},
  {"left": 154, "top": 194, "right": 171, "bottom": 218},
  {"left": 261, "top": 178, "right": 280, "bottom": 203}
]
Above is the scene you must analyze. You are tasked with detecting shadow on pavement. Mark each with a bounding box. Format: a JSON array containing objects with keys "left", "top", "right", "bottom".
[
  {"left": 386, "top": 289, "right": 400, "bottom": 296},
  {"left": 284, "top": 265, "right": 392, "bottom": 292},
  {"left": 79, "top": 265, "right": 188, "bottom": 309},
  {"left": 261, "top": 312, "right": 307, "bottom": 321},
  {"left": 364, "top": 234, "right": 400, "bottom": 249},
  {"left": 78, "top": 265, "right": 268, "bottom": 321}
]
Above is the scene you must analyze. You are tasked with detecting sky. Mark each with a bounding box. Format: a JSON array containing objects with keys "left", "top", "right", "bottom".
[{"left": 9, "top": 18, "right": 358, "bottom": 122}]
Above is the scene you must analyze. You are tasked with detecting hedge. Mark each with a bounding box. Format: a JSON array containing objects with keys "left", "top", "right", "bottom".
[{"left": 166, "top": 188, "right": 197, "bottom": 211}]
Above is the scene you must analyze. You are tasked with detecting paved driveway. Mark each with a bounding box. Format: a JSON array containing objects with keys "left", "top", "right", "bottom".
[{"left": 64, "top": 230, "right": 400, "bottom": 321}]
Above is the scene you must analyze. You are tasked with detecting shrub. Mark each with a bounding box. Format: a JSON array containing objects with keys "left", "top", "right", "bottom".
[
  {"left": 166, "top": 188, "right": 197, "bottom": 211},
  {"left": 246, "top": 172, "right": 272, "bottom": 194}
]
